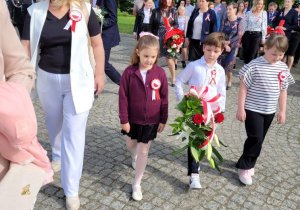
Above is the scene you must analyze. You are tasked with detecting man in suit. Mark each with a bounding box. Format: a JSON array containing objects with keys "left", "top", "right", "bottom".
[
  {"left": 96, "top": 0, "right": 121, "bottom": 85},
  {"left": 267, "top": 2, "right": 278, "bottom": 25},
  {"left": 214, "top": 0, "right": 226, "bottom": 31}
]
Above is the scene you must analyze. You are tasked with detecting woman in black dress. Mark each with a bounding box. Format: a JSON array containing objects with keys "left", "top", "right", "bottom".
[
  {"left": 151, "top": 0, "right": 178, "bottom": 86},
  {"left": 273, "top": 0, "right": 298, "bottom": 70}
]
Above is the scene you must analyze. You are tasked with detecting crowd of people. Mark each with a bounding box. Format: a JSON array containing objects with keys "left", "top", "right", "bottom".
[{"left": 0, "top": 0, "right": 299, "bottom": 209}]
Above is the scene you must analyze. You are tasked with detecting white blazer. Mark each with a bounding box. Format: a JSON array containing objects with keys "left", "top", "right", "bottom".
[{"left": 28, "top": 0, "right": 94, "bottom": 114}]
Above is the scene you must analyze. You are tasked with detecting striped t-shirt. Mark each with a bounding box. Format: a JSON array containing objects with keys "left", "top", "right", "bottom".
[{"left": 239, "top": 56, "right": 295, "bottom": 114}]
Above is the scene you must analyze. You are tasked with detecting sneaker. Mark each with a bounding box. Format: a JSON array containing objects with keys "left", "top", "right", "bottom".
[
  {"left": 189, "top": 173, "right": 202, "bottom": 189},
  {"left": 51, "top": 161, "right": 61, "bottom": 173},
  {"left": 238, "top": 169, "right": 252, "bottom": 185},
  {"left": 132, "top": 185, "right": 143, "bottom": 201},
  {"left": 249, "top": 168, "right": 255, "bottom": 176},
  {"left": 66, "top": 195, "right": 80, "bottom": 210},
  {"left": 182, "top": 61, "right": 186, "bottom": 68}
]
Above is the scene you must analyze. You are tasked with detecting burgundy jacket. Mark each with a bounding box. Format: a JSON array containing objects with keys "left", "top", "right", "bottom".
[{"left": 119, "top": 64, "right": 168, "bottom": 125}]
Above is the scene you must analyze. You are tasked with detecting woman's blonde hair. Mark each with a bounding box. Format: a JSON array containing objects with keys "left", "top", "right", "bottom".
[
  {"left": 251, "top": 0, "right": 265, "bottom": 12},
  {"left": 50, "top": 0, "right": 89, "bottom": 9},
  {"left": 130, "top": 35, "right": 160, "bottom": 66},
  {"left": 177, "top": 6, "right": 186, "bottom": 15}
]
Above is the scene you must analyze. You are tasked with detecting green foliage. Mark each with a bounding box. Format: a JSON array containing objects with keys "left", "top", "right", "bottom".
[
  {"left": 118, "top": 0, "right": 134, "bottom": 13},
  {"left": 171, "top": 94, "right": 226, "bottom": 171}
]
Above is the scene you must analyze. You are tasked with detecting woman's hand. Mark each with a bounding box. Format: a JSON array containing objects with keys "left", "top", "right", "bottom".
[
  {"left": 94, "top": 74, "right": 105, "bottom": 95},
  {"left": 121, "top": 123, "right": 130, "bottom": 133},
  {"left": 185, "top": 38, "right": 190, "bottom": 49},
  {"left": 225, "top": 45, "right": 231, "bottom": 52},
  {"left": 276, "top": 26, "right": 286, "bottom": 31},
  {"left": 157, "top": 123, "right": 165, "bottom": 133}
]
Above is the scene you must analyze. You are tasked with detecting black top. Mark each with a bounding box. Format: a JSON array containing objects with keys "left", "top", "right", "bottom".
[
  {"left": 272, "top": 8, "right": 298, "bottom": 40},
  {"left": 22, "top": 8, "right": 100, "bottom": 74}
]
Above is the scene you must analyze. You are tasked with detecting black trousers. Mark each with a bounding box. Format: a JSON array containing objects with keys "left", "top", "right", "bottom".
[
  {"left": 187, "top": 147, "right": 199, "bottom": 175},
  {"left": 104, "top": 48, "right": 121, "bottom": 85},
  {"left": 242, "top": 31, "right": 262, "bottom": 64},
  {"left": 188, "top": 39, "right": 204, "bottom": 62},
  {"left": 236, "top": 110, "right": 275, "bottom": 169},
  {"left": 293, "top": 35, "right": 300, "bottom": 64}
]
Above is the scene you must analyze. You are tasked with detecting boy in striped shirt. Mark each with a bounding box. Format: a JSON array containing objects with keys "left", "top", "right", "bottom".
[{"left": 235, "top": 33, "right": 295, "bottom": 185}]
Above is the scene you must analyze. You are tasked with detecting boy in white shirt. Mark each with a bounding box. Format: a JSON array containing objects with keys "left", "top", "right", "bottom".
[{"left": 175, "top": 32, "right": 226, "bottom": 188}]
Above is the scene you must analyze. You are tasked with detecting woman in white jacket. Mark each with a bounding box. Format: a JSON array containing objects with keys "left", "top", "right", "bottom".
[{"left": 21, "top": 0, "right": 105, "bottom": 209}]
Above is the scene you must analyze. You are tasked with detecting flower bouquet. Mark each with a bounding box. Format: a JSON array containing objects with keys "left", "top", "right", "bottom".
[
  {"left": 93, "top": 7, "right": 107, "bottom": 32},
  {"left": 170, "top": 85, "right": 227, "bottom": 171},
  {"left": 163, "top": 16, "right": 184, "bottom": 58}
]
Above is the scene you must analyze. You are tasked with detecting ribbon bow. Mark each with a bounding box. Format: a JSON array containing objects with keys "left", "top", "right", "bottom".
[
  {"left": 232, "top": 22, "right": 238, "bottom": 29},
  {"left": 209, "top": 70, "right": 217, "bottom": 85},
  {"left": 205, "top": 14, "right": 210, "bottom": 21},
  {"left": 139, "top": 32, "right": 159, "bottom": 40},
  {"left": 189, "top": 85, "right": 222, "bottom": 150}
]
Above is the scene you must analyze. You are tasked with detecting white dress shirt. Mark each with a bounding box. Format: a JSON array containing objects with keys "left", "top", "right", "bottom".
[
  {"left": 175, "top": 56, "right": 226, "bottom": 111},
  {"left": 143, "top": 8, "right": 151, "bottom": 24}
]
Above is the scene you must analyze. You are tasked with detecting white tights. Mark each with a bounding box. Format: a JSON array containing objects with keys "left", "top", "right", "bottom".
[{"left": 126, "top": 137, "right": 151, "bottom": 190}]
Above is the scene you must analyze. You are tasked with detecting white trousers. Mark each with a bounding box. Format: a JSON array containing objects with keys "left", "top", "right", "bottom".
[{"left": 37, "top": 68, "right": 89, "bottom": 196}]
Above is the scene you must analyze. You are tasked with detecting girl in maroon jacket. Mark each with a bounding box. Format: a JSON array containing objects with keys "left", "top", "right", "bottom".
[{"left": 119, "top": 33, "right": 168, "bottom": 201}]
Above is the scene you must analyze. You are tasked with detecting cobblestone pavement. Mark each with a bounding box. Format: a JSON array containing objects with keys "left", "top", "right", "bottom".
[{"left": 34, "top": 34, "right": 300, "bottom": 210}]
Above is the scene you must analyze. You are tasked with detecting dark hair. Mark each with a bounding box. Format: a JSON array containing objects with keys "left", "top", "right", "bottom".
[
  {"left": 159, "top": 0, "right": 175, "bottom": 9},
  {"left": 176, "top": 0, "right": 185, "bottom": 8},
  {"left": 204, "top": 32, "right": 226, "bottom": 50},
  {"left": 228, "top": 2, "right": 238, "bottom": 14},
  {"left": 264, "top": 33, "right": 288, "bottom": 53}
]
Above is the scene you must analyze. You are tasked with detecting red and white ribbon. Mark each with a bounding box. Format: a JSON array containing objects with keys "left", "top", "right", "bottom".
[
  {"left": 64, "top": 10, "right": 82, "bottom": 32},
  {"left": 257, "top": 15, "right": 261, "bottom": 22},
  {"left": 189, "top": 85, "right": 222, "bottom": 150},
  {"left": 209, "top": 69, "right": 217, "bottom": 85},
  {"left": 232, "top": 22, "right": 238, "bottom": 29},
  {"left": 168, "top": 13, "right": 174, "bottom": 21},
  {"left": 151, "top": 79, "right": 161, "bottom": 100},
  {"left": 217, "top": 7, "right": 221, "bottom": 13},
  {"left": 205, "top": 14, "right": 210, "bottom": 21},
  {"left": 278, "top": 71, "right": 286, "bottom": 90}
]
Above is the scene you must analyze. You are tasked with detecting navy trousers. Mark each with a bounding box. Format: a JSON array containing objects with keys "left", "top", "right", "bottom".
[{"left": 104, "top": 48, "right": 121, "bottom": 85}]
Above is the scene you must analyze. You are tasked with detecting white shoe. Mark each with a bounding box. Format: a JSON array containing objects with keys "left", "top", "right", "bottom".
[
  {"left": 132, "top": 185, "right": 143, "bottom": 201},
  {"left": 238, "top": 169, "right": 252, "bottom": 185},
  {"left": 189, "top": 173, "right": 202, "bottom": 189},
  {"left": 51, "top": 161, "right": 61, "bottom": 173},
  {"left": 66, "top": 195, "right": 80, "bottom": 210}
]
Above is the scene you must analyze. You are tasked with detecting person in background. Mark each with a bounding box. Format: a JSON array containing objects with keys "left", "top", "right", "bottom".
[
  {"left": 214, "top": 0, "right": 227, "bottom": 30},
  {"left": 218, "top": 2, "right": 244, "bottom": 90},
  {"left": 176, "top": 5, "right": 189, "bottom": 68},
  {"left": 133, "top": 0, "right": 154, "bottom": 40},
  {"left": 97, "top": 0, "right": 122, "bottom": 85},
  {"left": 267, "top": 2, "right": 278, "bottom": 25},
  {"left": 237, "top": 1, "right": 245, "bottom": 19},
  {"left": 133, "top": 0, "right": 155, "bottom": 16},
  {"left": 186, "top": 0, "right": 217, "bottom": 61},
  {"left": 273, "top": 0, "right": 298, "bottom": 70},
  {"left": 221, "top": 0, "right": 227, "bottom": 7},
  {"left": 242, "top": 0, "right": 267, "bottom": 64},
  {"left": 0, "top": 1, "right": 53, "bottom": 209},
  {"left": 176, "top": 0, "right": 185, "bottom": 8},
  {"left": 185, "top": 0, "right": 195, "bottom": 17},
  {"left": 244, "top": 0, "right": 250, "bottom": 13},
  {"left": 151, "top": 0, "right": 178, "bottom": 86},
  {"left": 154, "top": 0, "right": 159, "bottom": 8},
  {"left": 292, "top": 5, "right": 300, "bottom": 68},
  {"left": 209, "top": 1, "right": 220, "bottom": 32}
]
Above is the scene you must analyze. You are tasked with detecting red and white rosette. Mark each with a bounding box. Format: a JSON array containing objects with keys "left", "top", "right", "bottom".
[
  {"left": 209, "top": 69, "right": 217, "bottom": 85},
  {"left": 64, "top": 10, "right": 82, "bottom": 32},
  {"left": 151, "top": 79, "right": 161, "bottom": 101},
  {"left": 278, "top": 71, "right": 286, "bottom": 90}
]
